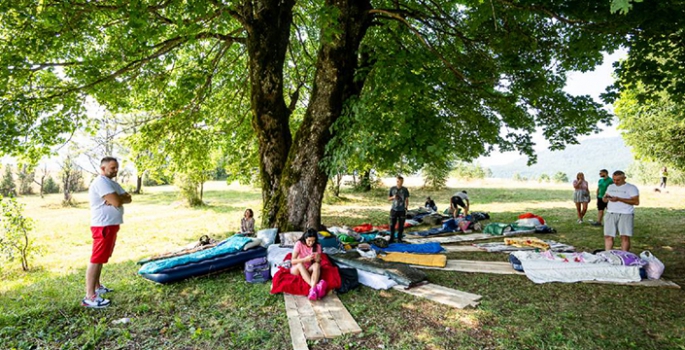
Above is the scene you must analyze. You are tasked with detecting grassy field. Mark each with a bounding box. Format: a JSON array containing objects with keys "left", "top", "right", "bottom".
[{"left": 1, "top": 180, "right": 684, "bottom": 350}]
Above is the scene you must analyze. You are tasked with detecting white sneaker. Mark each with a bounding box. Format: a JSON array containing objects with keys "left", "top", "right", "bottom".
[
  {"left": 82, "top": 295, "right": 111, "bottom": 308},
  {"left": 577, "top": 219, "right": 583, "bottom": 224},
  {"left": 95, "top": 285, "right": 113, "bottom": 296}
]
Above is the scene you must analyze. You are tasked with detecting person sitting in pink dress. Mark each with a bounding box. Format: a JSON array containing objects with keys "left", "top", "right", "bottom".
[{"left": 290, "top": 229, "right": 327, "bottom": 300}]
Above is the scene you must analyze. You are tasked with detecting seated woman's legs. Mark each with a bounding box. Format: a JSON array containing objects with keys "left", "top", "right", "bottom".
[
  {"left": 291, "top": 264, "right": 312, "bottom": 286},
  {"left": 308, "top": 262, "right": 320, "bottom": 288}
]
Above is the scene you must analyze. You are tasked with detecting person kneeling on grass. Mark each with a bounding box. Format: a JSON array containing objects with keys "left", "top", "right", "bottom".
[{"left": 290, "top": 229, "right": 327, "bottom": 300}]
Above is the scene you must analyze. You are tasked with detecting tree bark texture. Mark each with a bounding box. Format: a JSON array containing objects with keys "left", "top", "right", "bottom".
[
  {"left": 244, "top": 0, "right": 296, "bottom": 228},
  {"left": 274, "top": 0, "right": 372, "bottom": 231},
  {"left": 134, "top": 175, "right": 142, "bottom": 194}
]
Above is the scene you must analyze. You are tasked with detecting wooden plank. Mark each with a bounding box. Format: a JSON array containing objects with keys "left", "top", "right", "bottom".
[
  {"left": 442, "top": 245, "right": 481, "bottom": 252},
  {"left": 310, "top": 298, "right": 343, "bottom": 338},
  {"left": 414, "top": 259, "right": 524, "bottom": 275},
  {"left": 583, "top": 278, "right": 681, "bottom": 289},
  {"left": 285, "top": 294, "right": 325, "bottom": 340},
  {"left": 393, "top": 283, "right": 481, "bottom": 309},
  {"left": 287, "top": 315, "right": 310, "bottom": 350},
  {"left": 322, "top": 294, "right": 362, "bottom": 335},
  {"left": 284, "top": 294, "right": 309, "bottom": 350}
]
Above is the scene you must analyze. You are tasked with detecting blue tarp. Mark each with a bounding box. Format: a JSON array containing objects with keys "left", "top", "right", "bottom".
[
  {"left": 138, "top": 235, "right": 253, "bottom": 274},
  {"left": 372, "top": 242, "right": 444, "bottom": 254}
]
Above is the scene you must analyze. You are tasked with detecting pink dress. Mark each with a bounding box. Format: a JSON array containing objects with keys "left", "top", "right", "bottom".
[{"left": 290, "top": 241, "right": 322, "bottom": 274}]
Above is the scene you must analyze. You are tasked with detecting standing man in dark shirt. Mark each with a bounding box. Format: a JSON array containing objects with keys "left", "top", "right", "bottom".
[{"left": 388, "top": 176, "right": 410, "bottom": 243}]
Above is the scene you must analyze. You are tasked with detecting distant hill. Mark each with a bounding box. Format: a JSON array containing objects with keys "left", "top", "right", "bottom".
[{"left": 488, "top": 137, "right": 634, "bottom": 183}]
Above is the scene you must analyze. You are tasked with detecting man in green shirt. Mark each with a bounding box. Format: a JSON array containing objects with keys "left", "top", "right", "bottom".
[{"left": 593, "top": 169, "right": 613, "bottom": 226}]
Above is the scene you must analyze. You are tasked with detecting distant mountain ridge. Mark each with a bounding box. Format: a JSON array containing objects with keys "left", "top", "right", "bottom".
[{"left": 488, "top": 137, "right": 634, "bottom": 183}]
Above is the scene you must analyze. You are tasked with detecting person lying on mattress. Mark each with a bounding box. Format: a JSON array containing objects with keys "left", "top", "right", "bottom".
[{"left": 291, "top": 229, "right": 328, "bottom": 300}]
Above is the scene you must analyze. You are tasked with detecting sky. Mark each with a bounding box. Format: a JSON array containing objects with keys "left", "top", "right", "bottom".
[{"left": 477, "top": 49, "right": 627, "bottom": 167}]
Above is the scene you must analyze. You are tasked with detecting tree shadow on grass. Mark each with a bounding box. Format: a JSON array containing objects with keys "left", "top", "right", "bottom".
[{"left": 0, "top": 260, "right": 290, "bottom": 350}]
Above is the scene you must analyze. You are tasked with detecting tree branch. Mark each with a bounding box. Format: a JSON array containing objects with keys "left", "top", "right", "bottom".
[{"left": 369, "top": 9, "right": 470, "bottom": 84}]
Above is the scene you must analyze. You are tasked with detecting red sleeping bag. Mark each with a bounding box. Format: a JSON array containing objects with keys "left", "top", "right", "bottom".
[{"left": 270, "top": 252, "right": 341, "bottom": 296}]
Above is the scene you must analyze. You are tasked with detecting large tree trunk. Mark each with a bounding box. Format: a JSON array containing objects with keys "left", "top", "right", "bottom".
[
  {"left": 244, "top": 0, "right": 296, "bottom": 228},
  {"left": 274, "top": 0, "right": 372, "bottom": 231}
]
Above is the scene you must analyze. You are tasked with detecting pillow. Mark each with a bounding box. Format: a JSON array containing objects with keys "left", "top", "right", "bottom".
[
  {"left": 257, "top": 228, "right": 278, "bottom": 247},
  {"left": 279, "top": 231, "right": 303, "bottom": 247},
  {"left": 243, "top": 237, "right": 263, "bottom": 251}
]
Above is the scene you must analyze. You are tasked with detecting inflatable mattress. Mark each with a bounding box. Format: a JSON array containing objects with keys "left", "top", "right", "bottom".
[{"left": 140, "top": 246, "right": 267, "bottom": 284}]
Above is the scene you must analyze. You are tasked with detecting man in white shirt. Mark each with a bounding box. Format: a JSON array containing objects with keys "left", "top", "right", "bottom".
[
  {"left": 82, "top": 157, "right": 132, "bottom": 308},
  {"left": 602, "top": 170, "right": 639, "bottom": 252}
]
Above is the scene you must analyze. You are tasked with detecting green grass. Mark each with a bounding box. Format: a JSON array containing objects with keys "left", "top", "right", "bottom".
[{"left": 1, "top": 180, "right": 684, "bottom": 349}]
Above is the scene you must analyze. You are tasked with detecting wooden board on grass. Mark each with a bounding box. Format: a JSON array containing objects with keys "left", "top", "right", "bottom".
[
  {"left": 583, "top": 278, "right": 681, "bottom": 289},
  {"left": 442, "top": 245, "right": 481, "bottom": 252},
  {"left": 414, "top": 259, "right": 524, "bottom": 275},
  {"left": 284, "top": 293, "right": 362, "bottom": 350},
  {"left": 393, "top": 283, "right": 482, "bottom": 309}
]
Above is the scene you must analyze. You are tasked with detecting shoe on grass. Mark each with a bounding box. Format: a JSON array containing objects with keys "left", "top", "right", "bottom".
[
  {"left": 95, "top": 285, "right": 113, "bottom": 295},
  {"left": 591, "top": 222, "right": 602, "bottom": 227},
  {"left": 82, "top": 295, "right": 111, "bottom": 308}
]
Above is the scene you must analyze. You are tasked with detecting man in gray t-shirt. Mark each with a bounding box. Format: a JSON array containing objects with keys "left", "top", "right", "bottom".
[{"left": 387, "top": 176, "right": 410, "bottom": 243}]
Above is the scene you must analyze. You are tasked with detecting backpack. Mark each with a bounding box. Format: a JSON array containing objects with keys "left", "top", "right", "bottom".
[
  {"left": 245, "top": 257, "right": 271, "bottom": 283},
  {"left": 336, "top": 268, "right": 360, "bottom": 294}
]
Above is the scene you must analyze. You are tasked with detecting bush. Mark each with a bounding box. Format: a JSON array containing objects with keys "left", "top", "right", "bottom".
[
  {"left": 552, "top": 171, "right": 569, "bottom": 183},
  {"left": 451, "top": 162, "right": 487, "bottom": 181},
  {"left": 175, "top": 173, "right": 204, "bottom": 206},
  {"left": 0, "top": 196, "right": 41, "bottom": 271},
  {"left": 538, "top": 173, "right": 551, "bottom": 183},
  {"left": 43, "top": 177, "right": 60, "bottom": 194}
]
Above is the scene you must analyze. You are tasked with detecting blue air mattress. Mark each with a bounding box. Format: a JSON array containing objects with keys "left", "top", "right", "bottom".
[{"left": 140, "top": 246, "right": 267, "bottom": 284}]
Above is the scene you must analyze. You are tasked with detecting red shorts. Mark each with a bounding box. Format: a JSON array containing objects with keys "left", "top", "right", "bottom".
[{"left": 91, "top": 226, "right": 119, "bottom": 264}]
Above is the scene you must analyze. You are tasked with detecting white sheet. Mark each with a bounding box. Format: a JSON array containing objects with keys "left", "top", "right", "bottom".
[
  {"left": 512, "top": 251, "right": 641, "bottom": 284},
  {"left": 267, "top": 245, "right": 293, "bottom": 277}
]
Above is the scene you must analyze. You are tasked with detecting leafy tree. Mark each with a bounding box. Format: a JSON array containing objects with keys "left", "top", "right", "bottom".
[
  {"left": 627, "top": 161, "right": 685, "bottom": 186},
  {"left": 1, "top": 165, "right": 17, "bottom": 197},
  {"left": 615, "top": 87, "right": 685, "bottom": 170},
  {"left": 422, "top": 161, "right": 451, "bottom": 190},
  {"left": 17, "top": 164, "right": 35, "bottom": 195},
  {"left": 513, "top": 172, "right": 524, "bottom": 182},
  {"left": 58, "top": 154, "right": 84, "bottom": 206},
  {"left": 3, "top": 0, "right": 669, "bottom": 230},
  {"left": 451, "top": 162, "right": 487, "bottom": 181},
  {"left": 539, "top": 173, "right": 551, "bottom": 183},
  {"left": 553, "top": 171, "right": 569, "bottom": 183},
  {"left": 0, "top": 196, "right": 41, "bottom": 271}
]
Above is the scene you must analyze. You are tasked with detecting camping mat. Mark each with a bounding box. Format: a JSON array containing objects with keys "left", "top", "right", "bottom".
[
  {"left": 474, "top": 240, "right": 575, "bottom": 253},
  {"left": 379, "top": 252, "right": 447, "bottom": 268},
  {"left": 330, "top": 251, "right": 427, "bottom": 287}
]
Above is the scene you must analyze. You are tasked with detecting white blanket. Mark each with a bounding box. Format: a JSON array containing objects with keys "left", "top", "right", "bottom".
[
  {"left": 267, "top": 245, "right": 293, "bottom": 277},
  {"left": 512, "top": 251, "right": 641, "bottom": 284}
]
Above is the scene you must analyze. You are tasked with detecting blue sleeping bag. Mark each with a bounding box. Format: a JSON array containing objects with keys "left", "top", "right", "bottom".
[
  {"left": 372, "top": 242, "right": 444, "bottom": 254},
  {"left": 139, "top": 235, "right": 252, "bottom": 275}
]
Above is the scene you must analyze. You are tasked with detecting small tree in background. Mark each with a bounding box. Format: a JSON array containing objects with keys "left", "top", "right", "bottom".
[
  {"left": 1, "top": 165, "right": 16, "bottom": 197},
  {"left": 0, "top": 196, "right": 41, "bottom": 271},
  {"left": 513, "top": 173, "right": 524, "bottom": 182},
  {"left": 422, "top": 162, "right": 451, "bottom": 190},
  {"left": 539, "top": 173, "right": 551, "bottom": 183},
  {"left": 43, "top": 177, "right": 60, "bottom": 194},
  {"left": 17, "top": 164, "right": 34, "bottom": 195},
  {"left": 553, "top": 171, "right": 569, "bottom": 183}
]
